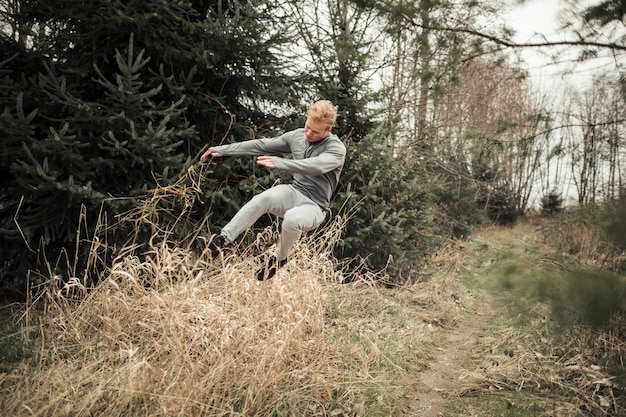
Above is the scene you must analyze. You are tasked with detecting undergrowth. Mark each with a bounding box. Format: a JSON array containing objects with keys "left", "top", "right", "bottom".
[{"left": 454, "top": 216, "right": 626, "bottom": 417}]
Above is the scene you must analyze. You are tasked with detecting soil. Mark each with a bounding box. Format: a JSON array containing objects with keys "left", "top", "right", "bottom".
[{"left": 404, "top": 305, "right": 496, "bottom": 417}]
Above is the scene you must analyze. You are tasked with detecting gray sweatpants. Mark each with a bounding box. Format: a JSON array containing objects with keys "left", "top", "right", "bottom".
[{"left": 221, "top": 184, "right": 326, "bottom": 261}]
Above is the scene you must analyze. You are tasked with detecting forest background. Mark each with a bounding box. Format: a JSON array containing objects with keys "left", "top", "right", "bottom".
[{"left": 0, "top": 0, "right": 625, "bottom": 294}]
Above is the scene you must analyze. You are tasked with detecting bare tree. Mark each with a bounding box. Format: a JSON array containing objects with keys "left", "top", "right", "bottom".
[
  {"left": 1, "top": 0, "right": 28, "bottom": 47},
  {"left": 564, "top": 73, "right": 625, "bottom": 204},
  {"left": 430, "top": 58, "right": 549, "bottom": 212},
  {"left": 378, "top": 1, "right": 509, "bottom": 148}
]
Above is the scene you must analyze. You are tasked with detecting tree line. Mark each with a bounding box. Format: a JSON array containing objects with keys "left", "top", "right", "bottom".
[{"left": 1, "top": 0, "right": 624, "bottom": 293}]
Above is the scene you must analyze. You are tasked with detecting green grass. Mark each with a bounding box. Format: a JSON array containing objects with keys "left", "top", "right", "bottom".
[
  {"left": 325, "top": 286, "right": 438, "bottom": 416},
  {"left": 0, "top": 307, "right": 34, "bottom": 372}
]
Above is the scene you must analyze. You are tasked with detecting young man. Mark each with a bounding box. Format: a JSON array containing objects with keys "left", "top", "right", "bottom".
[{"left": 199, "top": 100, "right": 346, "bottom": 280}]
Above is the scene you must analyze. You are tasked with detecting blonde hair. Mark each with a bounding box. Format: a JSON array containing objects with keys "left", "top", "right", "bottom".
[{"left": 307, "top": 100, "right": 338, "bottom": 128}]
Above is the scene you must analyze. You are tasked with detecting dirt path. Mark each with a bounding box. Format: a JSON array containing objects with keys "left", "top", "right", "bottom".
[
  {"left": 404, "top": 303, "right": 496, "bottom": 417},
  {"left": 403, "top": 223, "right": 537, "bottom": 416}
]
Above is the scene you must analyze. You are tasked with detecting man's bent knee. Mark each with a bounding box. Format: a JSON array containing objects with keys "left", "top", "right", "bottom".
[{"left": 282, "top": 211, "right": 324, "bottom": 233}]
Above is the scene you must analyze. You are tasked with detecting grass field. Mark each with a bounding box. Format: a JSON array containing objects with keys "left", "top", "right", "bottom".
[{"left": 1, "top": 215, "right": 624, "bottom": 416}]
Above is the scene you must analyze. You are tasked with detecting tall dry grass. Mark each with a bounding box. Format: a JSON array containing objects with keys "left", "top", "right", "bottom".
[
  {"left": 1, "top": 165, "right": 376, "bottom": 416},
  {"left": 2, "top": 227, "right": 364, "bottom": 416},
  {"left": 540, "top": 212, "right": 626, "bottom": 272}
]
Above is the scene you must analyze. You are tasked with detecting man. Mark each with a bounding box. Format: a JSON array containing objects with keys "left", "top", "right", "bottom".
[{"left": 199, "top": 100, "right": 346, "bottom": 281}]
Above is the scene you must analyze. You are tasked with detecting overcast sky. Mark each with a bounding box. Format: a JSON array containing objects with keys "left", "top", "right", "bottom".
[
  {"left": 505, "top": 0, "right": 618, "bottom": 90},
  {"left": 505, "top": 0, "right": 575, "bottom": 88}
]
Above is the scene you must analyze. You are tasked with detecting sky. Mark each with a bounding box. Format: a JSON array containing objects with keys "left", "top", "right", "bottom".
[
  {"left": 506, "top": 0, "right": 574, "bottom": 88},
  {"left": 504, "top": 0, "right": 612, "bottom": 91},
  {"left": 507, "top": 0, "right": 561, "bottom": 44}
]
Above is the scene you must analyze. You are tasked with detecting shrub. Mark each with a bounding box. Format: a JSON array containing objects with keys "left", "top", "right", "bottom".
[
  {"left": 332, "top": 128, "right": 435, "bottom": 282},
  {"left": 480, "top": 186, "right": 521, "bottom": 226},
  {"left": 541, "top": 190, "right": 564, "bottom": 216}
]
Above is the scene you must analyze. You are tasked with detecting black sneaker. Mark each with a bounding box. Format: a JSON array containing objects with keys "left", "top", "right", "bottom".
[
  {"left": 197, "top": 234, "right": 228, "bottom": 257},
  {"left": 255, "top": 255, "right": 288, "bottom": 281}
]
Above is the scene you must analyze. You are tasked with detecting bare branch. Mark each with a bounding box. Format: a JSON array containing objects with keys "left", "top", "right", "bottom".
[{"left": 401, "top": 14, "right": 626, "bottom": 53}]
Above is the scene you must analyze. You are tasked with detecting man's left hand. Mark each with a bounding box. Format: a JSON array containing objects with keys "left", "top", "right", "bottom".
[{"left": 256, "top": 155, "right": 276, "bottom": 169}]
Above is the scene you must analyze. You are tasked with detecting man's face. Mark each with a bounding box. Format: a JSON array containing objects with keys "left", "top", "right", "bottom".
[{"left": 304, "top": 118, "right": 331, "bottom": 143}]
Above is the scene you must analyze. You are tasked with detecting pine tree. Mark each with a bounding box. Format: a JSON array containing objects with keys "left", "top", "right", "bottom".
[
  {"left": 1, "top": 0, "right": 302, "bottom": 291},
  {"left": 7, "top": 35, "right": 192, "bottom": 260},
  {"left": 332, "top": 125, "right": 434, "bottom": 280}
]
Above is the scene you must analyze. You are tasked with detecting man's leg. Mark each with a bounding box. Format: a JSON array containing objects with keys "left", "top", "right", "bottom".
[
  {"left": 220, "top": 184, "right": 296, "bottom": 244},
  {"left": 254, "top": 190, "right": 325, "bottom": 280},
  {"left": 274, "top": 201, "right": 326, "bottom": 261},
  {"left": 256, "top": 203, "right": 325, "bottom": 281}
]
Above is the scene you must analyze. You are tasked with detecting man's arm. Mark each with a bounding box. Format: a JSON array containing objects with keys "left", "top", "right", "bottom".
[
  {"left": 272, "top": 140, "right": 346, "bottom": 175},
  {"left": 201, "top": 134, "right": 293, "bottom": 162}
]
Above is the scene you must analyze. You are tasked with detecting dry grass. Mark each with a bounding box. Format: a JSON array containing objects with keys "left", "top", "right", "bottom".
[
  {"left": 2, "top": 223, "right": 395, "bottom": 416},
  {"left": 3, "top": 247, "right": 344, "bottom": 415},
  {"left": 457, "top": 309, "right": 626, "bottom": 416},
  {"left": 540, "top": 212, "right": 626, "bottom": 272}
]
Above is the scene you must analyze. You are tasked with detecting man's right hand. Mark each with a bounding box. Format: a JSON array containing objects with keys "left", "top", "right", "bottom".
[{"left": 201, "top": 149, "right": 223, "bottom": 161}]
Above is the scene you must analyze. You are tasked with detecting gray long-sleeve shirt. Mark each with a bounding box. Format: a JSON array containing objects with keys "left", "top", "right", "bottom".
[{"left": 209, "top": 128, "right": 346, "bottom": 209}]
